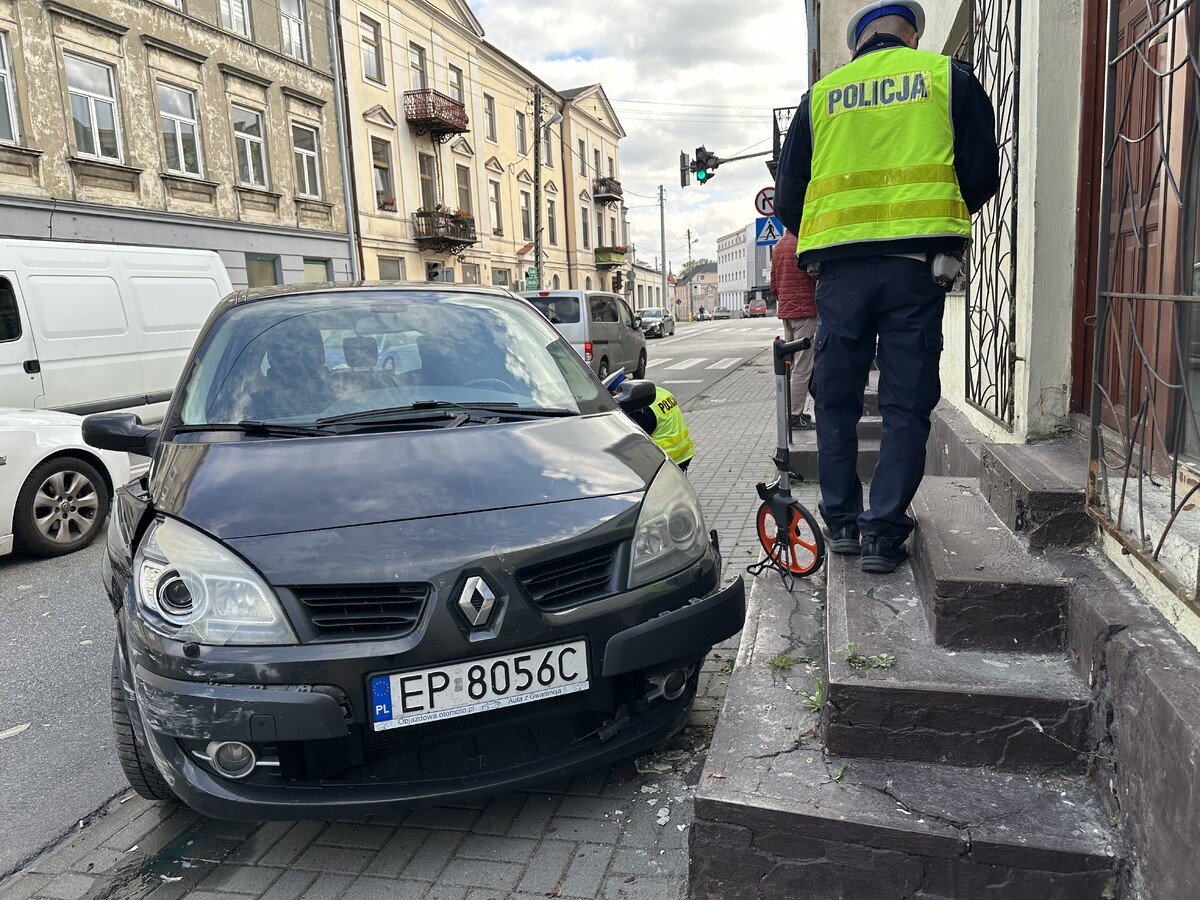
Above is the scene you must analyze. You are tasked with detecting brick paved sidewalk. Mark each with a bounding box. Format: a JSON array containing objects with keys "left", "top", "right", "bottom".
[{"left": 1, "top": 351, "right": 817, "bottom": 900}]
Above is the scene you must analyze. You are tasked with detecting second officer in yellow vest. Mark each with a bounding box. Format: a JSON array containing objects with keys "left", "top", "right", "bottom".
[{"left": 774, "top": 1, "right": 999, "bottom": 575}]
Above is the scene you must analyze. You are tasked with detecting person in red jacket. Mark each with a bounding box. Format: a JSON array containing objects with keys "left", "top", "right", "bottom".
[{"left": 771, "top": 229, "right": 818, "bottom": 429}]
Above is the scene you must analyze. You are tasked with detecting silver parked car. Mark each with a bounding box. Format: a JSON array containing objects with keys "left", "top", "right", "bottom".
[{"left": 521, "top": 290, "right": 647, "bottom": 379}]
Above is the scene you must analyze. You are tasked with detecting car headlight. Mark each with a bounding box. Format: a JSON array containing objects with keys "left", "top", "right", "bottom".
[
  {"left": 134, "top": 518, "right": 297, "bottom": 646},
  {"left": 630, "top": 463, "right": 709, "bottom": 588}
]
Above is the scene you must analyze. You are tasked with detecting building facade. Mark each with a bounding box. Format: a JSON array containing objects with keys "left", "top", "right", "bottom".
[
  {"left": 675, "top": 261, "right": 717, "bottom": 320},
  {"left": 0, "top": 0, "right": 353, "bottom": 288},
  {"left": 627, "top": 259, "right": 665, "bottom": 311},
  {"left": 716, "top": 227, "right": 748, "bottom": 311},
  {"left": 338, "top": 0, "right": 625, "bottom": 293}
]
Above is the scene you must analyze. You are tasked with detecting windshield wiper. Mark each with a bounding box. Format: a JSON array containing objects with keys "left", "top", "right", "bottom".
[
  {"left": 173, "top": 421, "right": 329, "bottom": 437},
  {"left": 316, "top": 401, "right": 577, "bottom": 427}
]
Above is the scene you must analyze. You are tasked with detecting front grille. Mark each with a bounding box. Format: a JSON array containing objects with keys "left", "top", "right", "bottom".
[
  {"left": 290, "top": 583, "right": 430, "bottom": 641},
  {"left": 519, "top": 544, "right": 620, "bottom": 611}
]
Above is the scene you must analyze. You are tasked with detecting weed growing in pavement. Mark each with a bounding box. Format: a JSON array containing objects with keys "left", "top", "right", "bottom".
[
  {"left": 840, "top": 643, "right": 895, "bottom": 674},
  {"left": 801, "top": 675, "right": 824, "bottom": 712},
  {"left": 769, "top": 653, "right": 795, "bottom": 671}
]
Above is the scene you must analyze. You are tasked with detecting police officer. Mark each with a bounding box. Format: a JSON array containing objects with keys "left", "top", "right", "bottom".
[
  {"left": 608, "top": 370, "right": 696, "bottom": 472},
  {"left": 774, "top": 1, "right": 999, "bottom": 574}
]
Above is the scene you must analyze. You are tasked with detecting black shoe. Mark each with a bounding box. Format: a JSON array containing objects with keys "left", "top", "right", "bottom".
[
  {"left": 861, "top": 536, "right": 908, "bottom": 574},
  {"left": 827, "top": 525, "right": 861, "bottom": 556},
  {"left": 789, "top": 413, "right": 815, "bottom": 430}
]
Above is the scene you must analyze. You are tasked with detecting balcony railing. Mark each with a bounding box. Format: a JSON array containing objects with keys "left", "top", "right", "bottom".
[
  {"left": 404, "top": 89, "right": 469, "bottom": 140},
  {"left": 592, "top": 177, "right": 623, "bottom": 205},
  {"left": 595, "top": 247, "right": 627, "bottom": 269},
  {"left": 412, "top": 210, "right": 478, "bottom": 253}
]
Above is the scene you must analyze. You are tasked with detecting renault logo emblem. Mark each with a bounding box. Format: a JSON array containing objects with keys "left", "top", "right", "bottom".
[{"left": 457, "top": 576, "right": 496, "bottom": 628}]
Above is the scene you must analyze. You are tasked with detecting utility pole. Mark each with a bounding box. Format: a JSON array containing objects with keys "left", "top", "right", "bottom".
[
  {"left": 687, "top": 228, "right": 694, "bottom": 267},
  {"left": 533, "top": 85, "right": 543, "bottom": 289},
  {"left": 659, "top": 185, "right": 667, "bottom": 310}
]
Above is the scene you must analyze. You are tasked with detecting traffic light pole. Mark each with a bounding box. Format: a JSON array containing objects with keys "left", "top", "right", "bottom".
[{"left": 681, "top": 147, "right": 774, "bottom": 187}]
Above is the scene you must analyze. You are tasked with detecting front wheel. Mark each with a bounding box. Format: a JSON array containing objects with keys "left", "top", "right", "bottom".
[
  {"left": 634, "top": 350, "right": 647, "bottom": 380},
  {"left": 13, "top": 456, "right": 110, "bottom": 557},
  {"left": 756, "top": 501, "right": 825, "bottom": 577},
  {"left": 111, "top": 647, "right": 177, "bottom": 803}
]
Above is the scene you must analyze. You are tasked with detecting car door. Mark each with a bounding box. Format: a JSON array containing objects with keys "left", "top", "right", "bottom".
[
  {"left": 0, "top": 274, "right": 44, "bottom": 408},
  {"left": 614, "top": 296, "right": 643, "bottom": 370}
]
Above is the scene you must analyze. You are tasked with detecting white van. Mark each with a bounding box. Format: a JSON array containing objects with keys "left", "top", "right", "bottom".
[
  {"left": 521, "top": 290, "right": 647, "bottom": 380},
  {"left": 0, "top": 239, "right": 232, "bottom": 557}
]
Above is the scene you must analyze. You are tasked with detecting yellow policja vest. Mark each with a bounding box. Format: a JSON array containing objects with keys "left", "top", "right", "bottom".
[
  {"left": 650, "top": 388, "right": 695, "bottom": 465},
  {"left": 797, "top": 47, "right": 971, "bottom": 256}
]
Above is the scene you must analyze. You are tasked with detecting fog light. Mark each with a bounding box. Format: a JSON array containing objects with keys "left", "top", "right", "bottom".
[{"left": 206, "top": 741, "right": 256, "bottom": 779}]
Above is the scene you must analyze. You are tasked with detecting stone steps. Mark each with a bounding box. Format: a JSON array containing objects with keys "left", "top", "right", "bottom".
[
  {"left": 789, "top": 430, "right": 881, "bottom": 482},
  {"left": 981, "top": 441, "right": 1094, "bottom": 550},
  {"left": 692, "top": 576, "right": 1125, "bottom": 899},
  {"left": 824, "top": 553, "right": 1094, "bottom": 769},
  {"left": 913, "top": 477, "right": 1070, "bottom": 652}
]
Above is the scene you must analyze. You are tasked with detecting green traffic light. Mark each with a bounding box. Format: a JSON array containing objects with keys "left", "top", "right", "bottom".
[{"left": 697, "top": 169, "right": 710, "bottom": 182}]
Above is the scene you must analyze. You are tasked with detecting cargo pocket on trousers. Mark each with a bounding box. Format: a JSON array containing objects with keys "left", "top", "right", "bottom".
[{"left": 918, "top": 330, "right": 945, "bottom": 413}]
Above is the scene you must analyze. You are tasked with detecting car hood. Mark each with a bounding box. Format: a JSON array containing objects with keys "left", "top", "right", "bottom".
[
  {"left": 150, "top": 412, "right": 665, "bottom": 540},
  {"left": 0, "top": 408, "right": 86, "bottom": 429}
]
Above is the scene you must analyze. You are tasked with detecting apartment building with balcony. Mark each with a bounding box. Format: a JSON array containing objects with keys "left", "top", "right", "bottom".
[
  {"left": 0, "top": 0, "right": 353, "bottom": 288},
  {"left": 340, "top": 0, "right": 625, "bottom": 291}
]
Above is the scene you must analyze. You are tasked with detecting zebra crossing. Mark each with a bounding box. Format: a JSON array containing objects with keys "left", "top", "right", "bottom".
[{"left": 646, "top": 355, "right": 758, "bottom": 371}]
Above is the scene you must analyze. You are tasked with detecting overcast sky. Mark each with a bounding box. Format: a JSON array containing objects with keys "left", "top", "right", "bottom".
[{"left": 473, "top": 0, "right": 810, "bottom": 274}]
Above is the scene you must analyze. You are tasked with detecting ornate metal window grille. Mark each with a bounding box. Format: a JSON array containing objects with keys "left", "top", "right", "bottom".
[
  {"left": 1089, "top": 0, "right": 1200, "bottom": 605},
  {"left": 960, "top": 0, "right": 1022, "bottom": 428}
]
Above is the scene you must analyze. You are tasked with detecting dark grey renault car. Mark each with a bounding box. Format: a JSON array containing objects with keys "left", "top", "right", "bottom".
[{"left": 84, "top": 284, "right": 744, "bottom": 820}]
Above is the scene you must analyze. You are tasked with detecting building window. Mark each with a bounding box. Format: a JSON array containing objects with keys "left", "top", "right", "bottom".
[
  {"left": 292, "top": 123, "right": 320, "bottom": 198},
  {"left": 245, "top": 255, "right": 280, "bottom": 287},
  {"left": 65, "top": 55, "right": 121, "bottom": 161},
  {"left": 231, "top": 105, "right": 267, "bottom": 186},
  {"left": 418, "top": 152, "right": 436, "bottom": 210},
  {"left": 157, "top": 82, "right": 201, "bottom": 176},
  {"left": 608, "top": 156, "right": 615, "bottom": 177},
  {"left": 520, "top": 191, "right": 532, "bottom": 241},
  {"left": 593, "top": 148, "right": 601, "bottom": 177},
  {"left": 610, "top": 217, "right": 618, "bottom": 247},
  {"left": 0, "top": 33, "right": 17, "bottom": 144},
  {"left": 596, "top": 215, "right": 603, "bottom": 249},
  {"left": 220, "top": 0, "right": 252, "bottom": 37},
  {"left": 515, "top": 111, "right": 527, "bottom": 155},
  {"left": 371, "top": 138, "right": 394, "bottom": 210},
  {"left": 542, "top": 124, "right": 553, "bottom": 166},
  {"left": 578, "top": 139, "right": 586, "bottom": 176},
  {"left": 585, "top": 276, "right": 592, "bottom": 290},
  {"left": 547, "top": 199, "right": 557, "bottom": 246},
  {"left": 483, "top": 94, "right": 497, "bottom": 142},
  {"left": 492, "top": 267, "right": 510, "bottom": 287},
  {"left": 551, "top": 274, "right": 560, "bottom": 289},
  {"left": 448, "top": 65, "right": 464, "bottom": 103},
  {"left": 455, "top": 163, "right": 472, "bottom": 215},
  {"left": 280, "top": 0, "right": 307, "bottom": 61},
  {"left": 487, "top": 179, "right": 502, "bottom": 234},
  {"left": 303, "top": 258, "right": 331, "bottom": 282},
  {"left": 360, "top": 15, "right": 383, "bottom": 83},
  {"left": 581, "top": 207, "right": 590, "bottom": 250},
  {"left": 462, "top": 263, "right": 481, "bottom": 285},
  {"left": 408, "top": 43, "right": 427, "bottom": 90},
  {"left": 378, "top": 256, "right": 405, "bottom": 280}
]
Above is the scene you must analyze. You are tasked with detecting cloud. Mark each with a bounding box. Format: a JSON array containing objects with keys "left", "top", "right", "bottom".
[{"left": 473, "top": 0, "right": 810, "bottom": 273}]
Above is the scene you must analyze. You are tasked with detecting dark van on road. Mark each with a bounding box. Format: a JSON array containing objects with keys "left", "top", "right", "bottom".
[{"left": 85, "top": 284, "right": 744, "bottom": 820}]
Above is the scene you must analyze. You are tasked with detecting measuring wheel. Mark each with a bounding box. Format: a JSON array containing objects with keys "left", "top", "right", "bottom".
[{"left": 755, "top": 500, "right": 825, "bottom": 578}]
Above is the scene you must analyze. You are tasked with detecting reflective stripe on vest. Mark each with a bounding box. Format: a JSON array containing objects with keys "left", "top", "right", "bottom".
[
  {"left": 650, "top": 387, "right": 695, "bottom": 465},
  {"left": 797, "top": 47, "right": 971, "bottom": 256}
]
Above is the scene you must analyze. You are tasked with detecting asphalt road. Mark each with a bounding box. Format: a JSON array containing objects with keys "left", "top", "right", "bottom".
[
  {"left": 641, "top": 317, "right": 781, "bottom": 407},
  {"left": 0, "top": 317, "right": 780, "bottom": 878}
]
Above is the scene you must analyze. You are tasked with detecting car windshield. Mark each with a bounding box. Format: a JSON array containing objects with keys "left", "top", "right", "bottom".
[
  {"left": 526, "top": 295, "right": 581, "bottom": 325},
  {"left": 642, "top": 310, "right": 662, "bottom": 319},
  {"left": 175, "top": 290, "right": 612, "bottom": 427}
]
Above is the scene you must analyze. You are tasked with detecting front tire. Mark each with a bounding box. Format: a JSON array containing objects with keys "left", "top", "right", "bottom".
[
  {"left": 13, "top": 456, "right": 110, "bottom": 557},
  {"left": 634, "top": 351, "right": 647, "bottom": 379},
  {"left": 111, "top": 647, "right": 177, "bottom": 803}
]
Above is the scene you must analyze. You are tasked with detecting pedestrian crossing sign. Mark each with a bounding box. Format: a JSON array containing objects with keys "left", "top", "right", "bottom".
[{"left": 755, "top": 216, "right": 784, "bottom": 246}]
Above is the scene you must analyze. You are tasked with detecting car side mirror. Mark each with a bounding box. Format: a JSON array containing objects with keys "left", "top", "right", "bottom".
[
  {"left": 613, "top": 379, "right": 656, "bottom": 413},
  {"left": 82, "top": 413, "right": 159, "bottom": 457},
  {"left": 633, "top": 316, "right": 642, "bottom": 328}
]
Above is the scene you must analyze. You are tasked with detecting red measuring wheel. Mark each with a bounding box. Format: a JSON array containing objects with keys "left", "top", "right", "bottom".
[{"left": 756, "top": 501, "right": 825, "bottom": 577}]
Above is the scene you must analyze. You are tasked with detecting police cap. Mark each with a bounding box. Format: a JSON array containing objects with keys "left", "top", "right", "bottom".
[{"left": 846, "top": 1, "right": 926, "bottom": 51}]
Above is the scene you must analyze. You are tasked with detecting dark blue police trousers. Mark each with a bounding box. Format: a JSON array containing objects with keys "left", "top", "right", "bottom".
[{"left": 810, "top": 255, "right": 946, "bottom": 544}]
